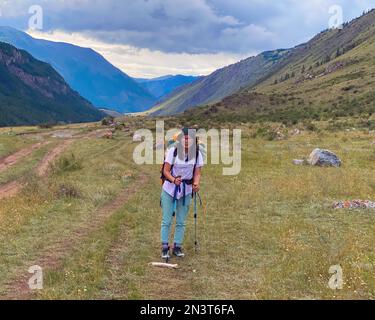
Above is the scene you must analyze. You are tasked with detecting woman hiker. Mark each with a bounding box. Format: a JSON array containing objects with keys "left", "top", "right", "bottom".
[{"left": 160, "top": 128, "right": 204, "bottom": 260}]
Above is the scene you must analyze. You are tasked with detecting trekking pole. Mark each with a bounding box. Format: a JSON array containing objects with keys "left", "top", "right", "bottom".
[
  {"left": 194, "top": 192, "right": 202, "bottom": 253},
  {"left": 194, "top": 192, "right": 203, "bottom": 253},
  {"left": 173, "top": 189, "right": 178, "bottom": 217},
  {"left": 194, "top": 192, "right": 198, "bottom": 253}
]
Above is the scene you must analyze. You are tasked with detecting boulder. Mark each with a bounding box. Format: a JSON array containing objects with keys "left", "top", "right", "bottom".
[{"left": 308, "top": 148, "right": 342, "bottom": 167}]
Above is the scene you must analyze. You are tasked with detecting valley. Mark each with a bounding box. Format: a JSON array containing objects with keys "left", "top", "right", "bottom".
[{"left": 0, "top": 4, "right": 374, "bottom": 302}]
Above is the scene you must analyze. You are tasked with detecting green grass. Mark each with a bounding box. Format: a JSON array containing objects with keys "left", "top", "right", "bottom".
[
  {"left": 0, "top": 122, "right": 374, "bottom": 299},
  {"left": 0, "top": 133, "right": 138, "bottom": 294},
  {"left": 0, "top": 132, "right": 37, "bottom": 159}
]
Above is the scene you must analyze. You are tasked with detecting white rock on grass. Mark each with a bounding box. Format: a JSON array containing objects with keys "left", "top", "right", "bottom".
[
  {"left": 291, "top": 129, "right": 301, "bottom": 136},
  {"left": 293, "top": 159, "right": 305, "bottom": 165}
]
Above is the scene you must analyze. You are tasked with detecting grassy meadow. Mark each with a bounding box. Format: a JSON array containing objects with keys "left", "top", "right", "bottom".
[{"left": 0, "top": 120, "right": 374, "bottom": 299}]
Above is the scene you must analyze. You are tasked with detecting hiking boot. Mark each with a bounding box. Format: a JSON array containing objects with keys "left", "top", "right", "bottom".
[
  {"left": 172, "top": 246, "right": 185, "bottom": 258},
  {"left": 161, "top": 246, "right": 170, "bottom": 260}
]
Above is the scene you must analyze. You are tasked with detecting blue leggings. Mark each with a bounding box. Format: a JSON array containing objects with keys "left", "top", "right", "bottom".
[{"left": 160, "top": 190, "right": 192, "bottom": 246}]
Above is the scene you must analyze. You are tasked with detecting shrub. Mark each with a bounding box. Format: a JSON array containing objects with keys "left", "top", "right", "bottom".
[
  {"left": 266, "top": 131, "right": 279, "bottom": 141},
  {"left": 57, "top": 184, "right": 81, "bottom": 199},
  {"left": 101, "top": 116, "right": 115, "bottom": 126},
  {"left": 304, "top": 122, "right": 318, "bottom": 131},
  {"left": 38, "top": 122, "right": 55, "bottom": 129},
  {"left": 52, "top": 153, "right": 83, "bottom": 174},
  {"left": 115, "top": 122, "right": 126, "bottom": 130}
]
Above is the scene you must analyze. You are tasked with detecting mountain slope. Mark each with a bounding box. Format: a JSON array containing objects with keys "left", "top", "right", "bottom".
[
  {"left": 174, "top": 9, "right": 375, "bottom": 123},
  {"left": 0, "top": 42, "right": 104, "bottom": 126},
  {"left": 255, "top": 9, "right": 375, "bottom": 88},
  {"left": 0, "top": 27, "right": 155, "bottom": 113},
  {"left": 224, "top": 9, "right": 375, "bottom": 123},
  {"left": 148, "top": 49, "right": 290, "bottom": 116},
  {"left": 136, "top": 75, "right": 200, "bottom": 99}
]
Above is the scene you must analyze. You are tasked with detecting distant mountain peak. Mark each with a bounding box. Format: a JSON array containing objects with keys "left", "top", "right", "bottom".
[
  {"left": 0, "top": 26, "right": 156, "bottom": 113},
  {"left": 135, "top": 74, "right": 200, "bottom": 100}
]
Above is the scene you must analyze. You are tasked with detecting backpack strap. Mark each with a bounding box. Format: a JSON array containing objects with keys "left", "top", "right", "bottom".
[
  {"left": 170, "top": 147, "right": 178, "bottom": 174},
  {"left": 192, "top": 141, "right": 200, "bottom": 179}
]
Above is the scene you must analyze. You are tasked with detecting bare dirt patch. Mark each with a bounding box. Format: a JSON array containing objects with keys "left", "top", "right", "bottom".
[{"left": 50, "top": 130, "right": 77, "bottom": 139}]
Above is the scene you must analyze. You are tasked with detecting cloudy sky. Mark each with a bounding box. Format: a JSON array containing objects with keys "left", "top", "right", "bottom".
[{"left": 0, "top": 0, "right": 374, "bottom": 77}]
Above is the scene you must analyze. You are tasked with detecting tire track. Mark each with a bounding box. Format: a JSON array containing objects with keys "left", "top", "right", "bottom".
[
  {"left": 0, "top": 141, "right": 50, "bottom": 173},
  {"left": 1, "top": 172, "right": 149, "bottom": 300},
  {"left": 0, "top": 141, "right": 71, "bottom": 200},
  {"left": 0, "top": 181, "right": 23, "bottom": 200},
  {"left": 0, "top": 130, "right": 108, "bottom": 201}
]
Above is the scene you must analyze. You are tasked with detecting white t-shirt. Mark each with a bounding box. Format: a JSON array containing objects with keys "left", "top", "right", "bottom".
[{"left": 162, "top": 147, "right": 204, "bottom": 199}]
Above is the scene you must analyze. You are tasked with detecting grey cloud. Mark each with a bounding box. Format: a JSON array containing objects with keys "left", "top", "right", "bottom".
[{"left": 1, "top": 0, "right": 374, "bottom": 54}]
